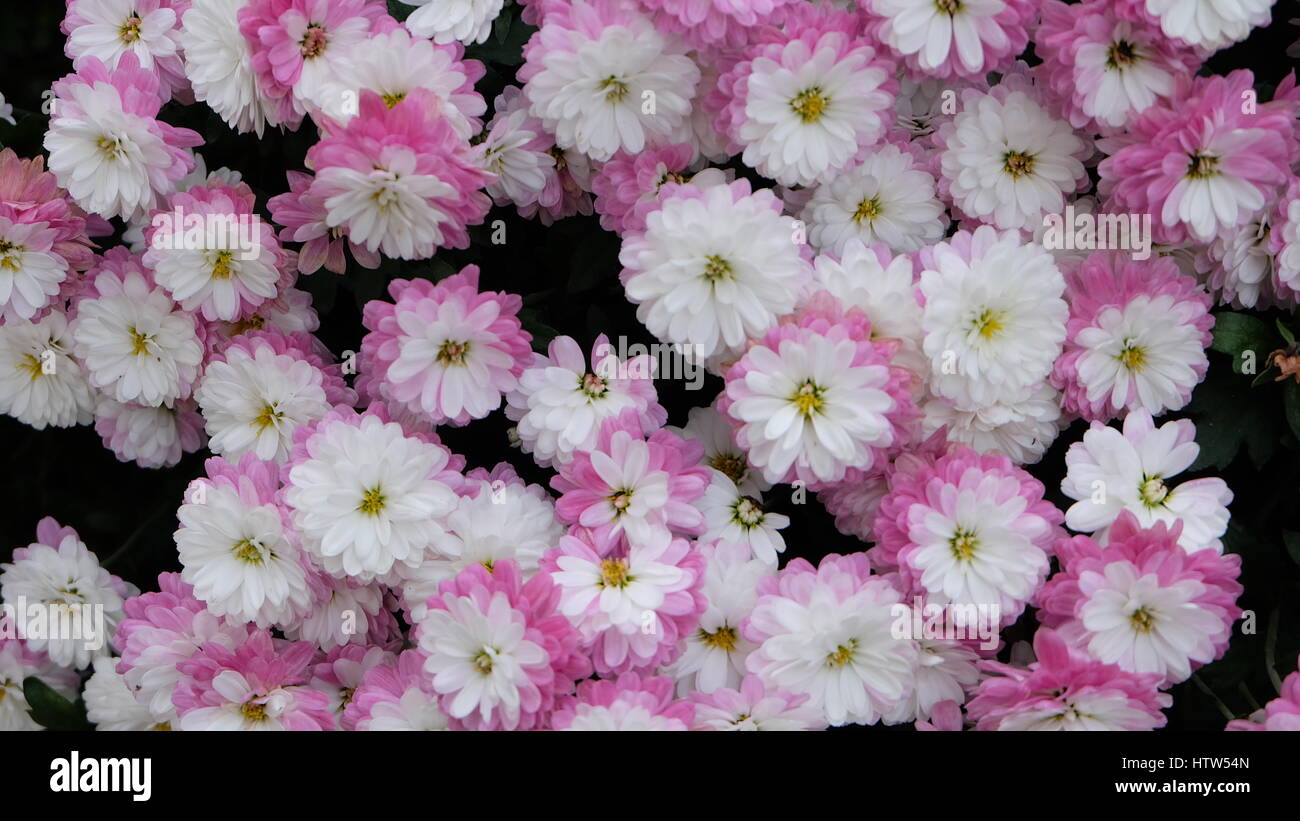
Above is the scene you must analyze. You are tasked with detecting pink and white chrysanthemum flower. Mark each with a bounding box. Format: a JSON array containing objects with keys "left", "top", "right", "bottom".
[
  {"left": 401, "top": 0, "right": 503, "bottom": 45},
  {"left": 549, "top": 671, "right": 694, "bottom": 730},
  {"left": 173, "top": 631, "right": 334, "bottom": 730},
  {"left": 0, "top": 640, "right": 81, "bottom": 731},
  {"left": 313, "top": 24, "right": 487, "bottom": 139},
  {"left": 395, "top": 466, "right": 564, "bottom": 620},
  {"left": 545, "top": 528, "right": 705, "bottom": 675},
  {"left": 697, "top": 471, "right": 790, "bottom": 566},
  {"left": 720, "top": 295, "right": 917, "bottom": 489},
  {"left": 113, "top": 572, "right": 255, "bottom": 721},
  {"left": 175, "top": 454, "right": 316, "bottom": 628},
  {"left": 1037, "top": 513, "right": 1241, "bottom": 686},
  {"left": 743, "top": 553, "right": 917, "bottom": 727},
  {"left": 1197, "top": 204, "right": 1291, "bottom": 310},
  {"left": 505, "top": 334, "right": 667, "bottom": 468},
  {"left": 552, "top": 410, "right": 711, "bottom": 545},
  {"left": 95, "top": 395, "right": 206, "bottom": 468},
  {"left": 921, "top": 381, "right": 1064, "bottom": 466},
  {"left": 343, "top": 648, "right": 450, "bottom": 731},
  {"left": 1051, "top": 251, "right": 1213, "bottom": 422},
  {"left": 801, "top": 142, "right": 947, "bottom": 256},
  {"left": 1035, "top": 1, "right": 1202, "bottom": 134},
  {"left": 690, "top": 674, "right": 828, "bottom": 730},
  {"left": 181, "top": 0, "right": 286, "bottom": 136},
  {"left": 70, "top": 249, "right": 204, "bottom": 407},
  {"left": 1098, "top": 70, "right": 1295, "bottom": 245},
  {"left": 968, "top": 628, "right": 1170, "bottom": 730},
  {"left": 308, "top": 644, "right": 394, "bottom": 728},
  {"left": 306, "top": 89, "right": 492, "bottom": 259},
  {"left": 480, "top": 85, "right": 557, "bottom": 210},
  {"left": 84, "top": 655, "right": 166, "bottom": 731},
  {"left": 63, "top": 0, "right": 189, "bottom": 102},
  {"left": 670, "top": 402, "right": 770, "bottom": 497},
  {"left": 1226, "top": 656, "right": 1300, "bottom": 731},
  {"left": 884, "top": 445, "right": 1064, "bottom": 626},
  {"left": 0, "top": 518, "right": 137, "bottom": 670},
  {"left": 1125, "top": 0, "right": 1274, "bottom": 51},
  {"left": 359, "top": 266, "right": 533, "bottom": 426},
  {"left": 620, "top": 178, "right": 811, "bottom": 364},
  {"left": 283, "top": 573, "right": 397, "bottom": 652},
  {"left": 43, "top": 54, "right": 200, "bottom": 221},
  {"left": 667, "top": 539, "right": 773, "bottom": 694},
  {"left": 1273, "top": 180, "right": 1300, "bottom": 295},
  {"left": 0, "top": 215, "right": 68, "bottom": 324},
  {"left": 0, "top": 313, "right": 95, "bottom": 430},
  {"left": 267, "top": 169, "right": 380, "bottom": 275},
  {"left": 416, "top": 560, "right": 591, "bottom": 731},
  {"left": 519, "top": 0, "right": 700, "bottom": 163},
  {"left": 919, "top": 225, "right": 1068, "bottom": 408},
  {"left": 935, "top": 81, "right": 1091, "bottom": 231},
  {"left": 884, "top": 633, "right": 983, "bottom": 725},
  {"left": 238, "top": 0, "right": 385, "bottom": 125},
  {"left": 284, "top": 405, "right": 462, "bottom": 581},
  {"left": 194, "top": 330, "right": 339, "bottom": 463},
  {"left": 143, "top": 182, "right": 286, "bottom": 322},
  {"left": 0, "top": 148, "right": 98, "bottom": 276},
  {"left": 637, "top": 0, "right": 801, "bottom": 51},
  {"left": 1061, "top": 410, "right": 1233, "bottom": 554},
  {"left": 869, "top": 0, "right": 1033, "bottom": 79},
  {"left": 590, "top": 142, "right": 695, "bottom": 236}
]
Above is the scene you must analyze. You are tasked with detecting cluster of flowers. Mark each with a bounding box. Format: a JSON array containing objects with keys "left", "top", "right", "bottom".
[{"left": 1, "top": 0, "right": 1298, "bottom": 731}]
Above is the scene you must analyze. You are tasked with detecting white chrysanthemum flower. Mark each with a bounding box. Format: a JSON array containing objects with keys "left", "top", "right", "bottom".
[
  {"left": 194, "top": 344, "right": 331, "bottom": 464},
  {"left": 67, "top": 0, "right": 181, "bottom": 71},
  {"left": 525, "top": 16, "right": 699, "bottom": 162},
  {"left": 874, "top": 0, "right": 1013, "bottom": 75},
  {"left": 669, "top": 541, "right": 772, "bottom": 695},
  {"left": 922, "top": 381, "right": 1064, "bottom": 465},
  {"left": 671, "top": 403, "right": 770, "bottom": 496},
  {"left": 552, "top": 541, "right": 686, "bottom": 631},
  {"left": 283, "top": 577, "right": 387, "bottom": 652},
  {"left": 181, "top": 0, "right": 283, "bottom": 136},
  {"left": 801, "top": 144, "right": 947, "bottom": 255},
  {"left": 920, "top": 227, "right": 1068, "bottom": 407},
  {"left": 0, "top": 218, "right": 68, "bottom": 323},
  {"left": 810, "top": 239, "right": 928, "bottom": 382},
  {"left": 147, "top": 226, "right": 280, "bottom": 323},
  {"left": 85, "top": 656, "right": 169, "bottom": 731},
  {"left": 43, "top": 82, "right": 172, "bottom": 221},
  {"left": 1201, "top": 210, "right": 1275, "bottom": 308},
  {"left": 1074, "top": 21, "right": 1178, "bottom": 129},
  {"left": 94, "top": 396, "right": 201, "bottom": 469},
  {"left": 697, "top": 471, "right": 789, "bottom": 566},
  {"left": 738, "top": 40, "right": 893, "bottom": 187},
  {"left": 893, "top": 73, "right": 951, "bottom": 137},
  {"left": 0, "top": 642, "right": 80, "bottom": 731},
  {"left": 71, "top": 275, "right": 203, "bottom": 407},
  {"left": 620, "top": 184, "right": 809, "bottom": 362},
  {"left": 481, "top": 106, "right": 554, "bottom": 206},
  {"left": 1142, "top": 0, "right": 1273, "bottom": 50},
  {"left": 1061, "top": 410, "right": 1232, "bottom": 553},
  {"left": 940, "top": 90, "right": 1089, "bottom": 230},
  {"left": 884, "top": 638, "right": 980, "bottom": 725},
  {"left": 363, "top": 686, "right": 451, "bottom": 731},
  {"left": 285, "top": 414, "right": 461, "bottom": 581},
  {"left": 0, "top": 529, "right": 135, "bottom": 670},
  {"left": 175, "top": 484, "right": 314, "bottom": 628},
  {"left": 0, "top": 313, "right": 95, "bottom": 429},
  {"left": 402, "top": 0, "right": 504, "bottom": 45}
]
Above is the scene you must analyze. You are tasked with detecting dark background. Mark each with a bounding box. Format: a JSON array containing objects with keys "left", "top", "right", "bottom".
[{"left": 2, "top": 0, "right": 1299, "bottom": 730}]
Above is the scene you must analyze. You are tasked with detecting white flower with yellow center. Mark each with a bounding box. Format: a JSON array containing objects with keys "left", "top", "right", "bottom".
[
  {"left": 697, "top": 471, "right": 789, "bottom": 566},
  {"left": 66, "top": 0, "right": 181, "bottom": 72},
  {"left": 0, "top": 313, "right": 95, "bottom": 430},
  {"left": 181, "top": 0, "right": 284, "bottom": 136}
]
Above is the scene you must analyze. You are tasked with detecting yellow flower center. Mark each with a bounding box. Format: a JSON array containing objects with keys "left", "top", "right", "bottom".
[
  {"left": 232, "top": 538, "right": 266, "bottom": 565},
  {"left": 791, "top": 380, "right": 824, "bottom": 417},
  {"left": 211, "top": 250, "right": 235, "bottom": 280},
  {"left": 599, "top": 557, "right": 631, "bottom": 589},
  {"left": 1106, "top": 39, "right": 1138, "bottom": 69},
  {"left": 852, "top": 196, "right": 883, "bottom": 225},
  {"left": 971, "top": 307, "right": 1005, "bottom": 340},
  {"left": 1129, "top": 607, "right": 1156, "bottom": 633},
  {"left": 128, "top": 326, "right": 153, "bottom": 356},
  {"left": 600, "top": 76, "right": 630, "bottom": 103},
  {"left": 732, "top": 496, "right": 764, "bottom": 528},
  {"left": 381, "top": 91, "right": 406, "bottom": 108},
  {"left": 826, "top": 640, "right": 858, "bottom": 668},
  {"left": 1138, "top": 476, "right": 1169, "bottom": 507},
  {"left": 357, "top": 486, "right": 386, "bottom": 516},
  {"left": 251, "top": 403, "right": 283, "bottom": 432},
  {"left": 790, "top": 88, "right": 830, "bottom": 123},
  {"left": 120, "top": 14, "right": 143, "bottom": 44},
  {"left": 1186, "top": 152, "right": 1219, "bottom": 179},
  {"left": 1117, "top": 342, "right": 1146, "bottom": 371},
  {"left": 240, "top": 701, "right": 268, "bottom": 723},
  {"left": 709, "top": 452, "right": 748, "bottom": 484},
  {"left": 1002, "top": 150, "right": 1036, "bottom": 179},
  {"left": 950, "top": 527, "right": 979, "bottom": 561},
  {"left": 437, "top": 340, "right": 470, "bottom": 366},
  {"left": 18, "top": 353, "right": 44, "bottom": 381},
  {"left": 698, "top": 626, "right": 738, "bottom": 652},
  {"left": 703, "top": 254, "right": 733, "bottom": 282}
]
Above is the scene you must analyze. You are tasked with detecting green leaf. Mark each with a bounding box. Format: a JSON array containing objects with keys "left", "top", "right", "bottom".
[
  {"left": 1278, "top": 318, "right": 1296, "bottom": 345},
  {"left": 1284, "top": 531, "right": 1300, "bottom": 567},
  {"left": 1186, "top": 360, "right": 1281, "bottom": 471},
  {"left": 385, "top": 0, "right": 412, "bottom": 22},
  {"left": 1211, "top": 312, "right": 1275, "bottom": 374},
  {"left": 1285, "top": 381, "right": 1300, "bottom": 442},
  {"left": 23, "top": 677, "right": 92, "bottom": 731}
]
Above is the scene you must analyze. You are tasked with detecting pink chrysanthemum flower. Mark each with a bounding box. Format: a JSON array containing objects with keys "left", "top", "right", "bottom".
[
  {"left": 43, "top": 53, "right": 201, "bottom": 221},
  {"left": 966, "top": 627, "right": 1171, "bottom": 730},
  {"left": 1098, "top": 70, "right": 1296, "bottom": 245},
  {"left": 689, "top": 674, "right": 828, "bottom": 730},
  {"left": 1117, "top": 0, "right": 1274, "bottom": 52},
  {"left": 552, "top": 409, "right": 711, "bottom": 544},
  {"left": 480, "top": 85, "right": 557, "bottom": 211},
  {"left": 359, "top": 266, "right": 533, "bottom": 426},
  {"left": 0, "top": 212, "right": 71, "bottom": 325},
  {"left": 867, "top": 0, "right": 1034, "bottom": 80},
  {"left": 819, "top": 429, "right": 953, "bottom": 542},
  {"left": 590, "top": 143, "right": 695, "bottom": 235},
  {"left": 544, "top": 528, "right": 705, "bottom": 676},
  {"left": 415, "top": 560, "right": 591, "bottom": 731},
  {"left": 549, "top": 671, "right": 695, "bottom": 730},
  {"left": 268, "top": 170, "right": 380, "bottom": 275},
  {"left": 1226, "top": 656, "right": 1300, "bottom": 731},
  {"left": 286, "top": 572, "right": 401, "bottom": 651},
  {"left": 63, "top": 0, "right": 191, "bottom": 103},
  {"left": 308, "top": 644, "right": 394, "bottom": 728},
  {"left": 871, "top": 445, "right": 1064, "bottom": 627},
  {"left": 635, "top": 0, "right": 800, "bottom": 52},
  {"left": 344, "top": 648, "right": 450, "bottom": 730},
  {"left": 95, "top": 395, "right": 206, "bottom": 468},
  {"left": 516, "top": 142, "right": 595, "bottom": 226},
  {"left": 1270, "top": 178, "right": 1300, "bottom": 296},
  {"left": 173, "top": 630, "right": 334, "bottom": 730},
  {"left": 1051, "top": 251, "right": 1213, "bottom": 422},
  {"left": 115, "top": 572, "right": 256, "bottom": 721},
  {"left": 720, "top": 293, "right": 917, "bottom": 489},
  {"left": 305, "top": 89, "right": 492, "bottom": 260},
  {"left": 1034, "top": 0, "right": 1202, "bottom": 135},
  {"left": 743, "top": 552, "right": 917, "bottom": 727},
  {"left": 237, "top": 0, "right": 385, "bottom": 127},
  {"left": 713, "top": 5, "right": 895, "bottom": 187},
  {"left": 1035, "top": 512, "right": 1242, "bottom": 686},
  {"left": 0, "top": 149, "right": 97, "bottom": 276}
]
